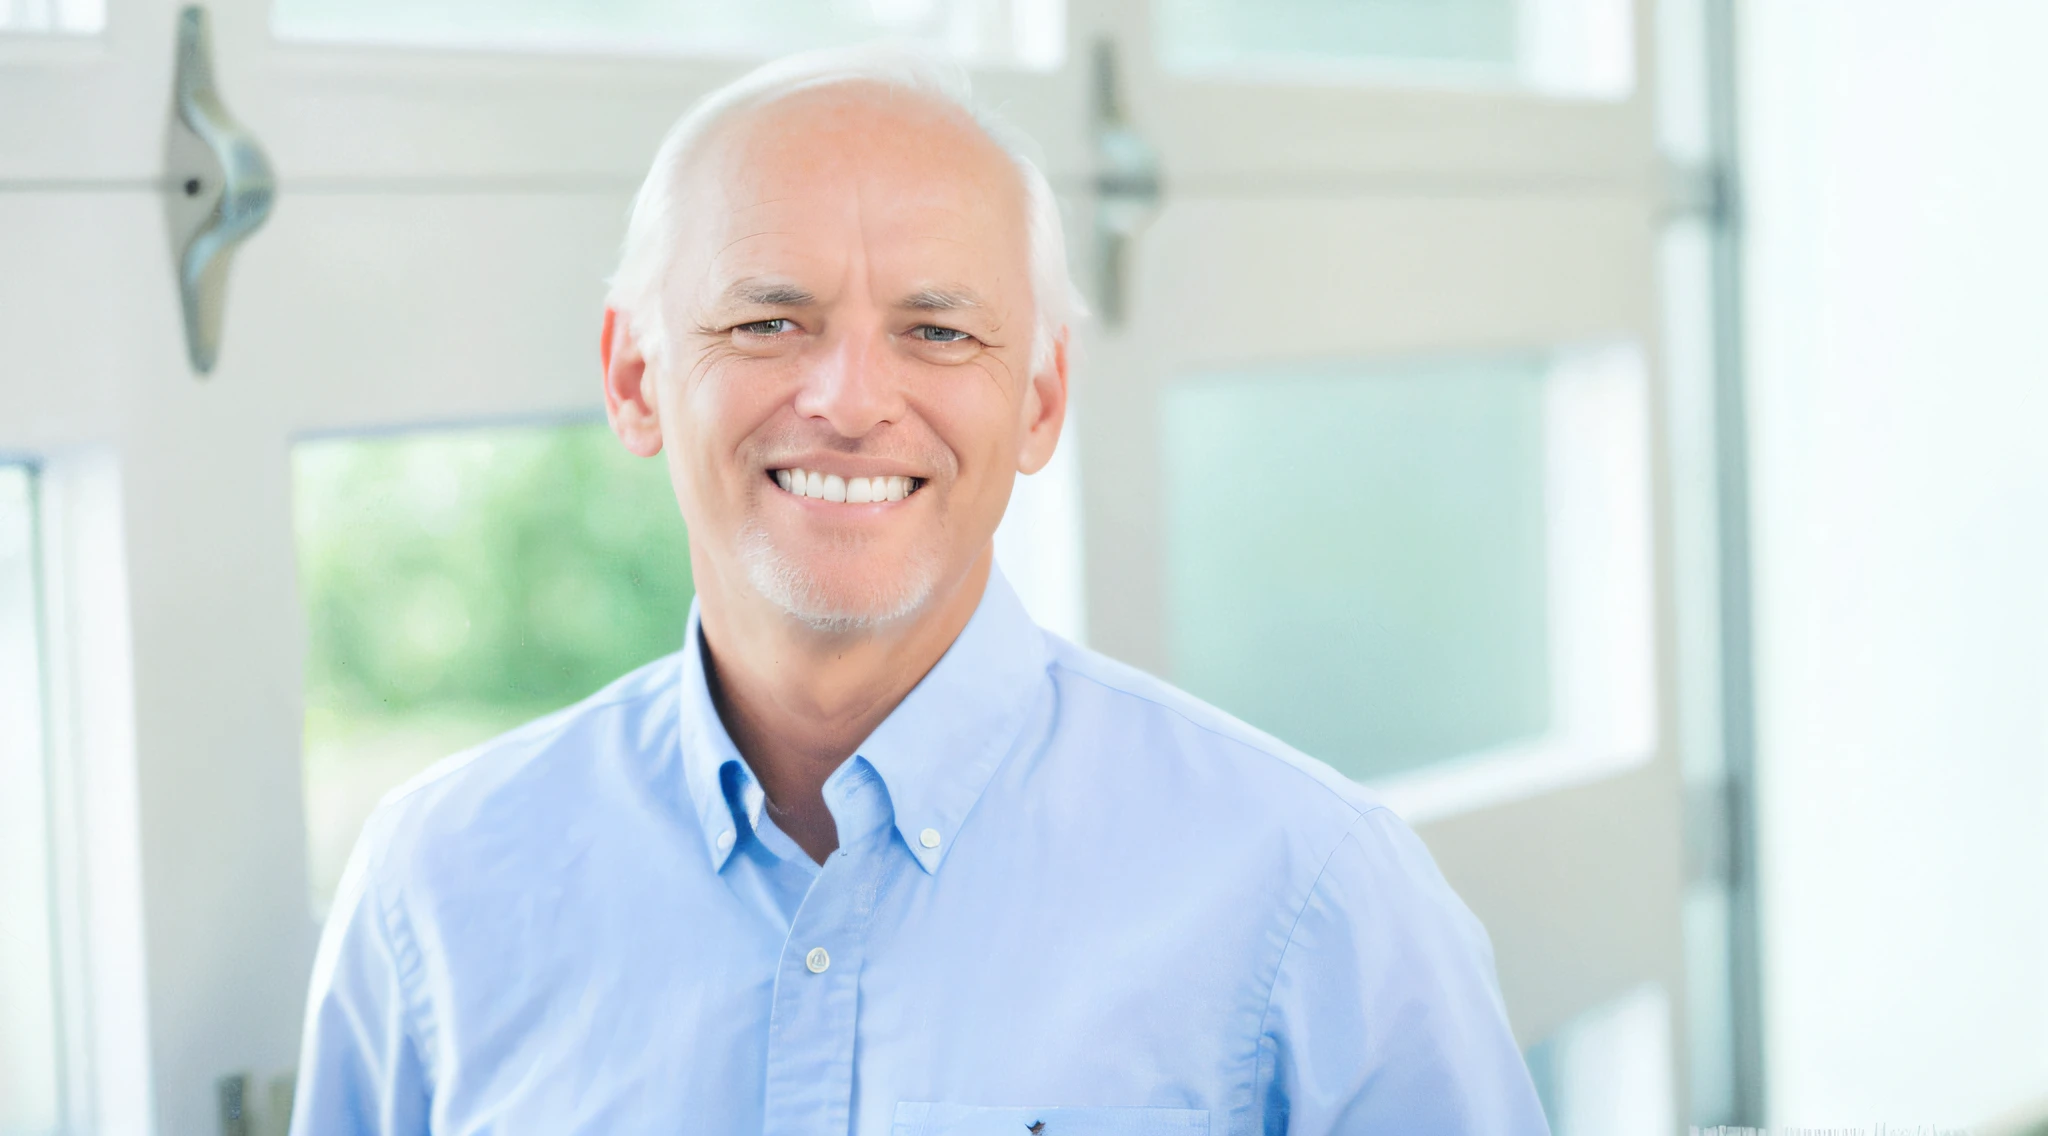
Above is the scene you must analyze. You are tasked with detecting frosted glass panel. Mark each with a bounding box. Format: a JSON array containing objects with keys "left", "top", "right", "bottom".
[
  {"left": 272, "top": 0, "right": 1064, "bottom": 70},
  {"left": 1164, "top": 359, "right": 1552, "bottom": 783},
  {"left": 295, "top": 423, "right": 692, "bottom": 913},
  {"left": 0, "top": 0, "right": 103, "bottom": 34},
  {"left": 1154, "top": 0, "right": 1632, "bottom": 98},
  {"left": 1524, "top": 983, "right": 1675, "bottom": 1135},
  {"left": 0, "top": 465, "right": 61, "bottom": 1134}
]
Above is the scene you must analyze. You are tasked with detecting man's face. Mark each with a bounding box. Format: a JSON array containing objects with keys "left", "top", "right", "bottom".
[{"left": 633, "top": 85, "right": 1062, "bottom": 631}]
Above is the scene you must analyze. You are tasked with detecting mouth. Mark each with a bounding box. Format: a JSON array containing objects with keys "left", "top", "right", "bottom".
[{"left": 769, "top": 467, "right": 927, "bottom": 504}]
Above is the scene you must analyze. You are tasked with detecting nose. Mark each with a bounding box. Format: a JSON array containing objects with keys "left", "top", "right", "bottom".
[{"left": 791, "top": 324, "right": 903, "bottom": 439}]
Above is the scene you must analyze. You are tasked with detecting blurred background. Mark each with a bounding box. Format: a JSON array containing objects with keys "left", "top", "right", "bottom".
[{"left": 2, "top": 0, "right": 2044, "bottom": 1133}]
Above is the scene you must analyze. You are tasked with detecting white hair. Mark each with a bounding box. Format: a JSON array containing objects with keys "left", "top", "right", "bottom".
[{"left": 606, "top": 42, "right": 1085, "bottom": 371}]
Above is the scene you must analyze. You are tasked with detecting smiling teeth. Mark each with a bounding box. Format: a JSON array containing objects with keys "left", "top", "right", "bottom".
[{"left": 775, "top": 468, "right": 916, "bottom": 502}]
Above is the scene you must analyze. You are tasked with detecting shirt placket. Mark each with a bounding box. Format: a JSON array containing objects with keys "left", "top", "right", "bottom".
[{"left": 760, "top": 763, "right": 898, "bottom": 1136}]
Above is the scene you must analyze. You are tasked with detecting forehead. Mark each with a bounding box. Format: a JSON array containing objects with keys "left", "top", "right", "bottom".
[{"left": 673, "top": 85, "right": 1032, "bottom": 298}]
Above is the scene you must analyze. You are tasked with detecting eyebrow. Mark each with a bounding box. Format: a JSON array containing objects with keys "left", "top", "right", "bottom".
[
  {"left": 900, "top": 285, "right": 986, "bottom": 314},
  {"left": 713, "top": 280, "right": 989, "bottom": 315},
  {"left": 720, "top": 279, "right": 816, "bottom": 307}
]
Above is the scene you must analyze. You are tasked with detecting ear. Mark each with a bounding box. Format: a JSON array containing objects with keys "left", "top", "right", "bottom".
[
  {"left": 1016, "top": 329, "right": 1070, "bottom": 476},
  {"left": 602, "top": 307, "right": 663, "bottom": 458}
]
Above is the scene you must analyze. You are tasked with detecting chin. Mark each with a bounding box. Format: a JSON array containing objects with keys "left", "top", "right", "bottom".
[{"left": 737, "top": 525, "right": 944, "bottom": 633}]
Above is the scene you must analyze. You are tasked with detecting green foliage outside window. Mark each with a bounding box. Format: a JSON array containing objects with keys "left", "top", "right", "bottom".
[{"left": 294, "top": 421, "right": 692, "bottom": 909}]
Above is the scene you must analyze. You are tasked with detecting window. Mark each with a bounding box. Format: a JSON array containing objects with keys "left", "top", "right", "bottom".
[
  {"left": 0, "top": 0, "right": 103, "bottom": 35},
  {"left": 1525, "top": 983, "right": 1676, "bottom": 1134},
  {"left": 0, "top": 463, "right": 62, "bottom": 1135},
  {"left": 270, "top": 0, "right": 1066, "bottom": 70},
  {"left": 294, "top": 422, "right": 692, "bottom": 911},
  {"left": 1161, "top": 345, "right": 1654, "bottom": 819},
  {"left": 1153, "top": 0, "right": 1632, "bottom": 97}
]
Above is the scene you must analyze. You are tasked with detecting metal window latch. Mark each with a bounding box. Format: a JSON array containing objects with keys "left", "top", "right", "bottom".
[
  {"left": 216, "top": 1073, "right": 248, "bottom": 1136},
  {"left": 217, "top": 1071, "right": 295, "bottom": 1136},
  {"left": 1090, "top": 38, "right": 1162, "bottom": 329},
  {"left": 1662, "top": 159, "right": 1738, "bottom": 227},
  {"left": 164, "top": 4, "right": 274, "bottom": 376}
]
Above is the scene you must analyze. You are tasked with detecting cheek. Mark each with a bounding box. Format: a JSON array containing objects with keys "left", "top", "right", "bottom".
[
  {"left": 662, "top": 357, "right": 787, "bottom": 511},
  {"left": 907, "top": 407, "right": 1015, "bottom": 533},
  {"left": 930, "top": 359, "right": 1029, "bottom": 479}
]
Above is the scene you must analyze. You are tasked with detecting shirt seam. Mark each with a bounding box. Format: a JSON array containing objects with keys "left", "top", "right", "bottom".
[
  {"left": 369, "top": 858, "right": 438, "bottom": 1092},
  {"left": 378, "top": 667, "right": 675, "bottom": 814},
  {"left": 1051, "top": 659, "right": 1369, "bottom": 820},
  {"left": 1248, "top": 806, "right": 1390, "bottom": 1130}
]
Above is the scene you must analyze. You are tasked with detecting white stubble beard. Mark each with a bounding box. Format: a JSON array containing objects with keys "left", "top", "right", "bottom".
[{"left": 737, "top": 519, "right": 944, "bottom": 634}]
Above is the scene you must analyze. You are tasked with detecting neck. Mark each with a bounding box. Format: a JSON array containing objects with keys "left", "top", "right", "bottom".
[{"left": 696, "top": 548, "right": 993, "bottom": 864}]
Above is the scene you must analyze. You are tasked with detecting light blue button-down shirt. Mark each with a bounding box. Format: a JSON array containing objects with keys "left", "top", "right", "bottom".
[{"left": 293, "top": 569, "right": 1547, "bottom": 1135}]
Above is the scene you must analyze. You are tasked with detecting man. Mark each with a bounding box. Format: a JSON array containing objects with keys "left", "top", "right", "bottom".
[{"left": 292, "top": 45, "right": 1548, "bottom": 1135}]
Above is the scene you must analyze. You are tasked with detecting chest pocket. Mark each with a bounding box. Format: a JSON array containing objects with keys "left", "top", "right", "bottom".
[{"left": 892, "top": 1102, "right": 1210, "bottom": 1136}]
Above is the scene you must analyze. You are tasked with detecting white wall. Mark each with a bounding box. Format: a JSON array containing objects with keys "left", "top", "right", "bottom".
[{"left": 1743, "top": 1, "right": 2048, "bottom": 1125}]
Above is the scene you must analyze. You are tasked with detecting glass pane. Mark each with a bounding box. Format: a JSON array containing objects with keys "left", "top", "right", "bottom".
[
  {"left": 0, "top": 0, "right": 103, "bottom": 34},
  {"left": 295, "top": 422, "right": 692, "bottom": 912},
  {"left": 1664, "top": 214, "right": 1745, "bottom": 1129},
  {"left": 1654, "top": 0, "right": 1713, "bottom": 164},
  {"left": 0, "top": 464, "right": 62, "bottom": 1134},
  {"left": 1153, "top": 0, "right": 1632, "bottom": 98},
  {"left": 1163, "top": 358, "right": 1553, "bottom": 783},
  {"left": 1523, "top": 983, "right": 1675, "bottom": 1135},
  {"left": 272, "top": 0, "right": 1064, "bottom": 70},
  {"left": 1682, "top": 883, "right": 1737, "bottom": 1124}
]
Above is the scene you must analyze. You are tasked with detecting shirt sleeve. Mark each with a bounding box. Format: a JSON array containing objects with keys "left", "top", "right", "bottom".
[
  {"left": 1258, "top": 806, "right": 1549, "bottom": 1135},
  {"left": 290, "top": 812, "right": 432, "bottom": 1136}
]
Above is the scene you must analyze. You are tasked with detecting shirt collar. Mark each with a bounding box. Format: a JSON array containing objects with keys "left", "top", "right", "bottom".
[{"left": 678, "top": 566, "right": 1052, "bottom": 874}]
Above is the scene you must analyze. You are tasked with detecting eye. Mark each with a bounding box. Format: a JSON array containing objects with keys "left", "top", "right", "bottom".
[
  {"left": 911, "top": 325, "right": 973, "bottom": 344},
  {"left": 734, "top": 318, "right": 796, "bottom": 336}
]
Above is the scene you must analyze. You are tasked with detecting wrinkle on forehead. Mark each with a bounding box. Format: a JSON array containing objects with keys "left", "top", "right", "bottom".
[{"left": 669, "top": 83, "right": 1034, "bottom": 317}]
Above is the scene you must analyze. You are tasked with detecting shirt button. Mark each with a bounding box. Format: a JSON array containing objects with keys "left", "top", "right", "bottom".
[
  {"left": 805, "top": 947, "right": 831, "bottom": 974},
  {"left": 716, "top": 830, "right": 735, "bottom": 852},
  {"left": 918, "top": 827, "right": 941, "bottom": 849}
]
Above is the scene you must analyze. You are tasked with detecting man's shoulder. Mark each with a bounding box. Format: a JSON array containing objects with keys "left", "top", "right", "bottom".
[
  {"left": 1036, "top": 636, "right": 1468, "bottom": 947},
  {"left": 352, "top": 652, "right": 684, "bottom": 881},
  {"left": 1040, "top": 634, "right": 1385, "bottom": 826}
]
